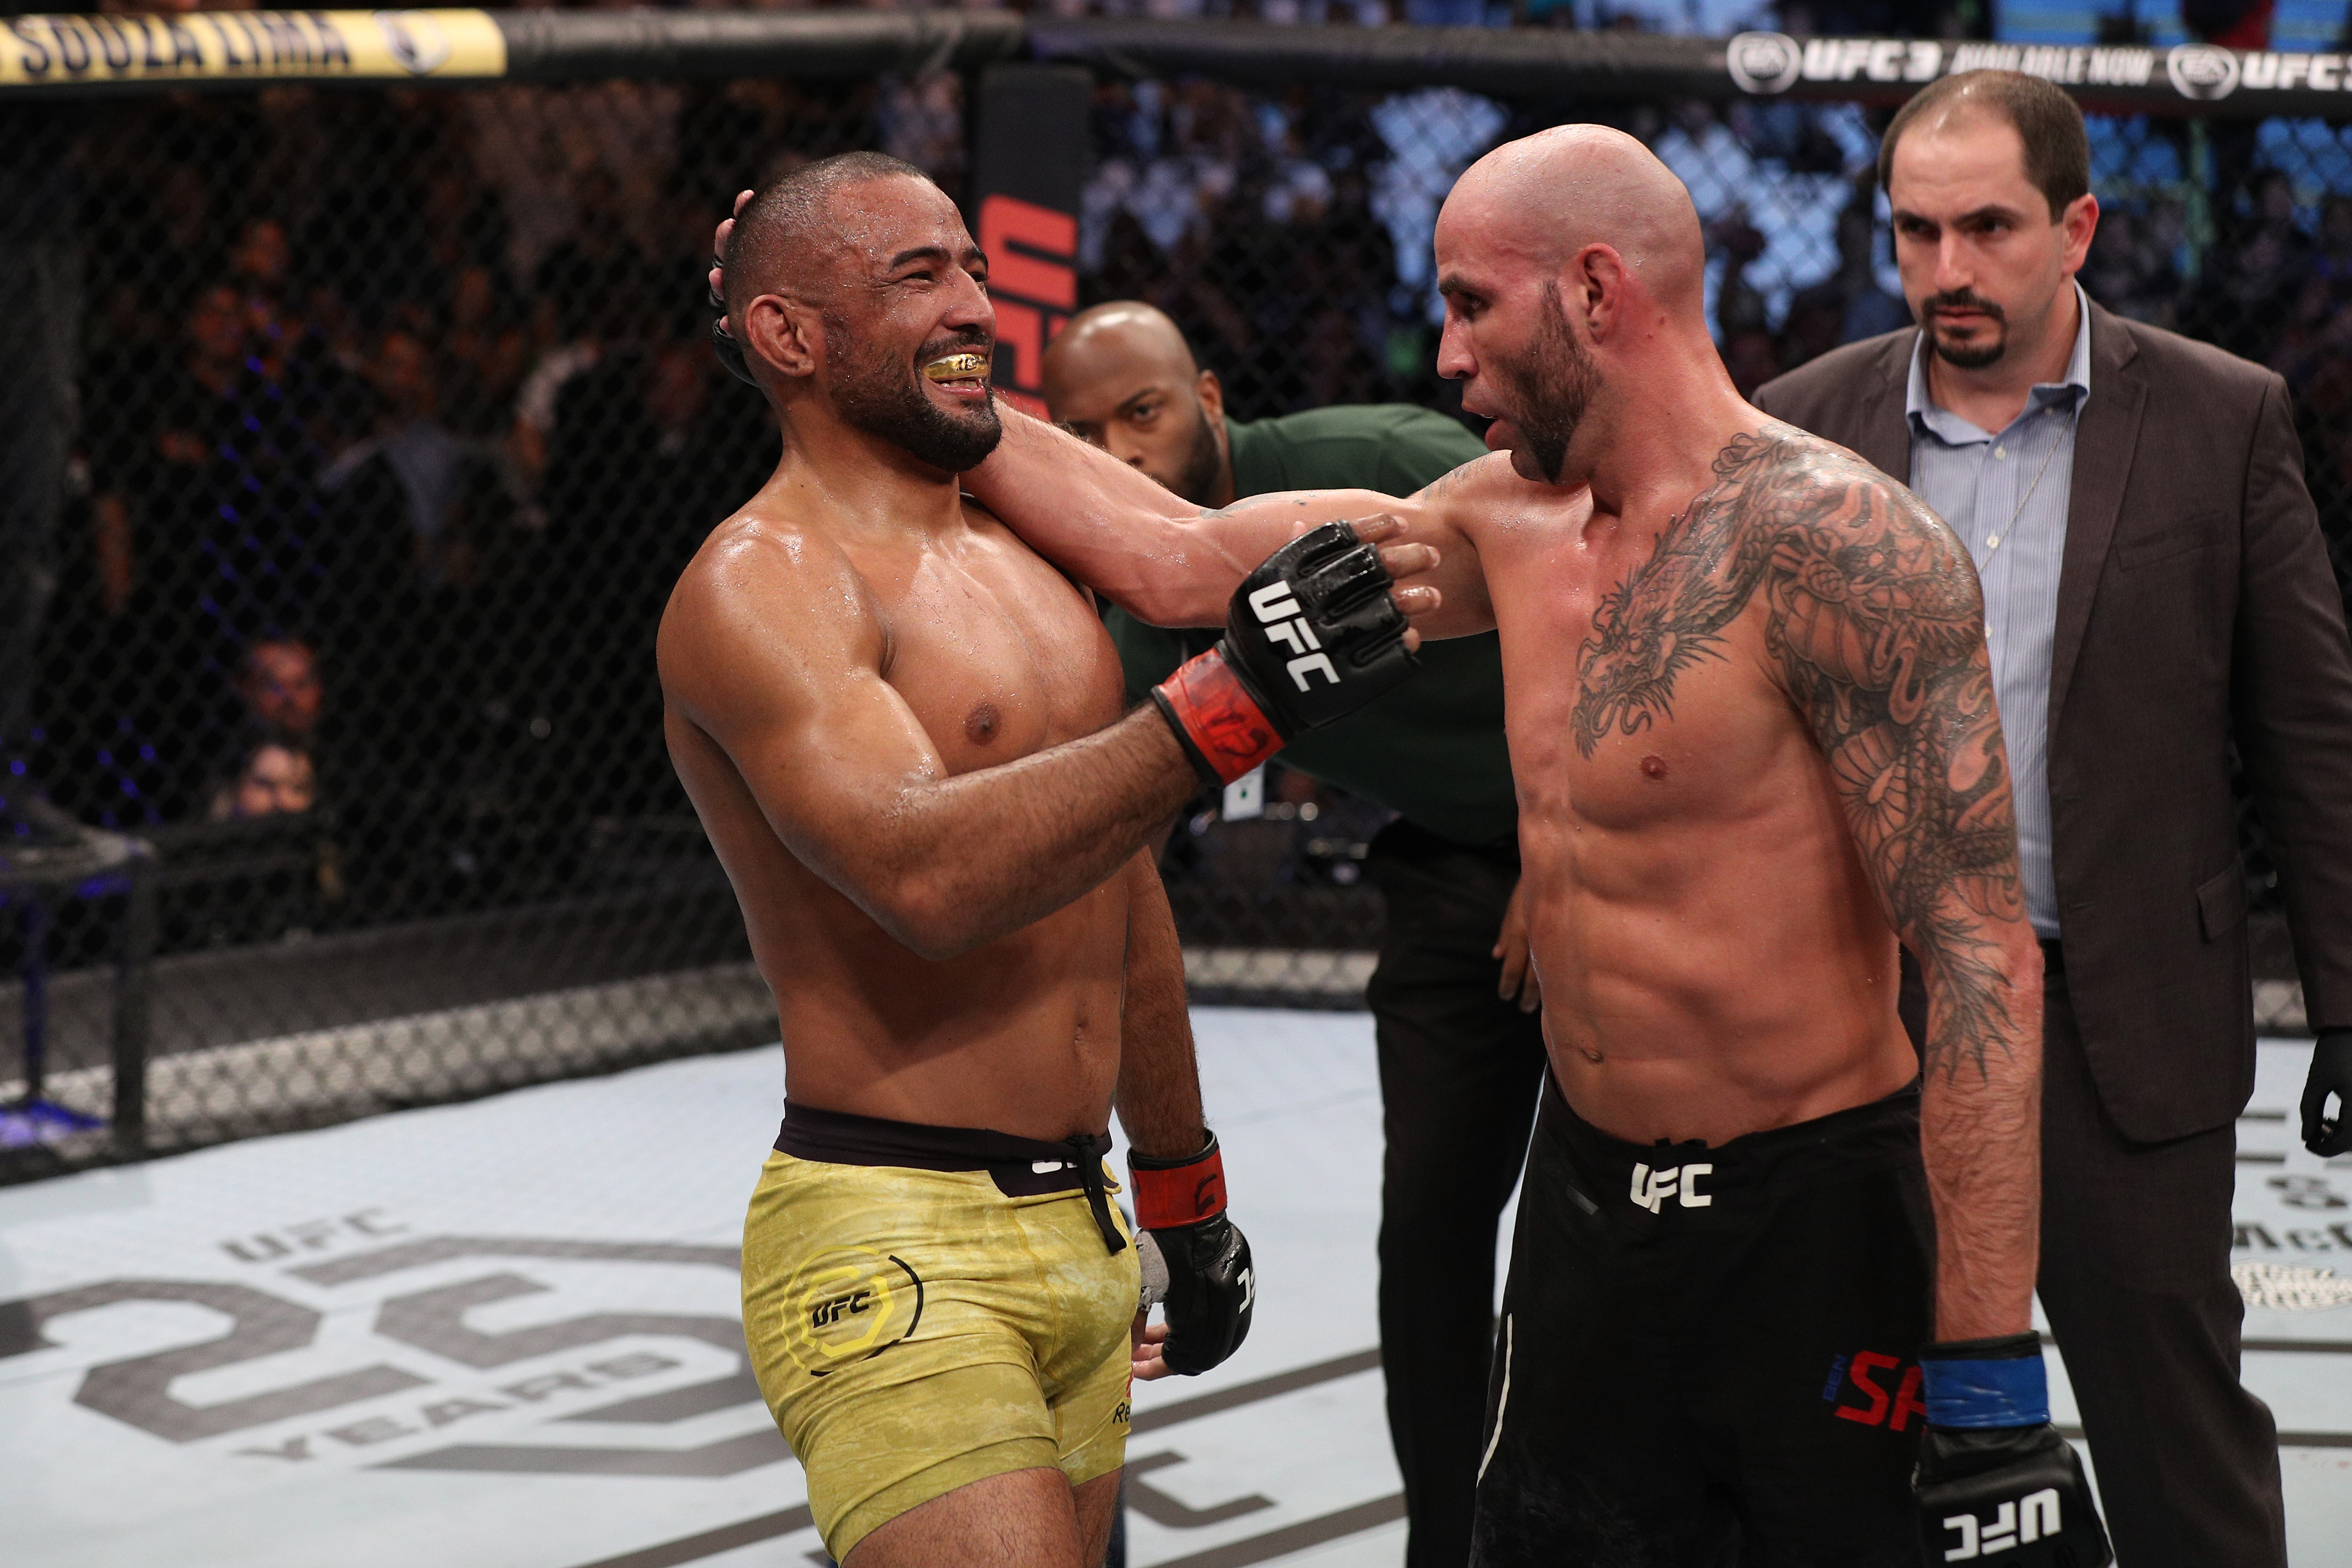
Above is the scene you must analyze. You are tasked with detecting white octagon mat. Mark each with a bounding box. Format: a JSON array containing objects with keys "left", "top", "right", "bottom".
[{"left": 0, "top": 1017, "right": 2345, "bottom": 1567}]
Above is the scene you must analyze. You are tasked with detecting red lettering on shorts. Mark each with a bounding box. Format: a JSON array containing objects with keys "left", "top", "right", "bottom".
[{"left": 1835, "top": 1350, "right": 1899, "bottom": 1425}]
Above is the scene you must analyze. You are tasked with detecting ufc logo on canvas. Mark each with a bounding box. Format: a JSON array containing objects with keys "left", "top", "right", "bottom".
[
  {"left": 1629, "top": 1161, "right": 1713, "bottom": 1214},
  {"left": 1941, "top": 1490, "right": 2063, "bottom": 1559},
  {"left": 1246, "top": 582, "right": 1341, "bottom": 692}
]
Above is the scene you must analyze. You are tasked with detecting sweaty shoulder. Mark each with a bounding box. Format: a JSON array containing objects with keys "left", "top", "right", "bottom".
[
  {"left": 658, "top": 509, "right": 883, "bottom": 720},
  {"left": 1734, "top": 425, "right": 1985, "bottom": 659},
  {"left": 1740, "top": 423, "right": 1959, "bottom": 552}
]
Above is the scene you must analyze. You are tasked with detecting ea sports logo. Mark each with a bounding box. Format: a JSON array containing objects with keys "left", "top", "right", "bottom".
[
  {"left": 2167, "top": 43, "right": 2241, "bottom": 101},
  {"left": 1726, "top": 32, "right": 1802, "bottom": 96}
]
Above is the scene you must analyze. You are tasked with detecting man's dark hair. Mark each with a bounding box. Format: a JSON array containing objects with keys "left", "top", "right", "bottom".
[
  {"left": 721, "top": 151, "right": 934, "bottom": 325},
  {"left": 1878, "top": 70, "right": 2090, "bottom": 220}
]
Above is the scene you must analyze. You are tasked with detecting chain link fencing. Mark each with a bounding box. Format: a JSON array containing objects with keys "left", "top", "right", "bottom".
[{"left": 0, "top": 27, "right": 2335, "bottom": 1177}]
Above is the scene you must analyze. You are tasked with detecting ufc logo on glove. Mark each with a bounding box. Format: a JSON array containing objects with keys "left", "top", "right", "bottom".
[
  {"left": 1246, "top": 581, "right": 1342, "bottom": 692},
  {"left": 1941, "top": 1490, "right": 2066, "bottom": 1559},
  {"left": 1151, "top": 524, "right": 1421, "bottom": 785}
]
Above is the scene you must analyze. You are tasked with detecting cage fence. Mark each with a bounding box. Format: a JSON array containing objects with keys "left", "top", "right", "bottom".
[{"left": 0, "top": 20, "right": 2334, "bottom": 1178}]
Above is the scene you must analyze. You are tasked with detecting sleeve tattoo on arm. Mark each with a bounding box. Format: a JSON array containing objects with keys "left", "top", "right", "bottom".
[{"left": 1569, "top": 428, "right": 2025, "bottom": 1084}]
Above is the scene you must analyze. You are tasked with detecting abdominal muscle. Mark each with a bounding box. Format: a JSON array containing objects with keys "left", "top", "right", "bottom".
[
  {"left": 753, "top": 867, "right": 1129, "bottom": 1144},
  {"left": 670, "top": 718, "right": 1129, "bottom": 1146},
  {"left": 1519, "top": 772, "right": 1919, "bottom": 1149}
]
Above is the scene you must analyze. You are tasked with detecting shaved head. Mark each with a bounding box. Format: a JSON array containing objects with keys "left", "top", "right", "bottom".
[
  {"left": 1434, "top": 124, "right": 1718, "bottom": 484},
  {"left": 722, "top": 151, "right": 935, "bottom": 322},
  {"left": 1444, "top": 124, "right": 1706, "bottom": 313},
  {"left": 1044, "top": 302, "right": 1200, "bottom": 398},
  {"left": 1041, "top": 301, "right": 1230, "bottom": 505}
]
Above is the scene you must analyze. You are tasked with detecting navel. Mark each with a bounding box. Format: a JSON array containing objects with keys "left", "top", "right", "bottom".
[
  {"left": 1581, "top": 1047, "right": 1604, "bottom": 1064},
  {"left": 965, "top": 702, "right": 1001, "bottom": 745},
  {"left": 1640, "top": 754, "right": 1668, "bottom": 781}
]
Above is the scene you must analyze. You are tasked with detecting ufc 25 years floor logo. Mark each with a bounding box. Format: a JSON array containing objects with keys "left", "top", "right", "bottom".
[{"left": 0, "top": 1211, "right": 786, "bottom": 1477}]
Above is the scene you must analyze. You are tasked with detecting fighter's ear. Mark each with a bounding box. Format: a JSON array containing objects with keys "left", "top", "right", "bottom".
[
  {"left": 1572, "top": 243, "right": 1634, "bottom": 342},
  {"left": 741, "top": 293, "right": 820, "bottom": 382}
]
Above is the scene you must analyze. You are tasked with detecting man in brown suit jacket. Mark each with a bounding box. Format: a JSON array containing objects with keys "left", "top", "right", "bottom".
[{"left": 1757, "top": 71, "right": 2352, "bottom": 1568}]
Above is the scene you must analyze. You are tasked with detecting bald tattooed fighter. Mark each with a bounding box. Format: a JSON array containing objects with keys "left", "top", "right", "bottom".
[
  {"left": 915, "top": 128, "right": 2112, "bottom": 1565},
  {"left": 669, "top": 154, "right": 1422, "bottom": 1568}
]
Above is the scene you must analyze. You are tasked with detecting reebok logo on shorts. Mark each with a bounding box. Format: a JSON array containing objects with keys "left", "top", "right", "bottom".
[{"left": 780, "top": 1248, "right": 924, "bottom": 1377}]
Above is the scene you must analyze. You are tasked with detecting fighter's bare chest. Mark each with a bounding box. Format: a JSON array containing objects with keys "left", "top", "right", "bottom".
[
  {"left": 1478, "top": 511, "right": 1793, "bottom": 828},
  {"left": 851, "top": 538, "right": 1127, "bottom": 774}
]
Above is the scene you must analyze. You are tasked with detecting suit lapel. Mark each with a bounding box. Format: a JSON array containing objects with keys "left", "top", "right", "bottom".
[
  {"left": 1856, "top": 331, "right": 1915, "bottom": 480},
  {"left": 2049, "top": 303, "right": 2146, "bottom": 731}
]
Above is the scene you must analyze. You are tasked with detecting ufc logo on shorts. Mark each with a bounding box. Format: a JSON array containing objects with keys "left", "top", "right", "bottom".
[
  {"left": 1247, "top": 582, "right": 1341, "bottom": 692},
  {"left": 1628, "top": 1161, "right": 1712, "bottom": 1214},
  {"left": 1941, "top": 1491, "right": 2063, "bottom": 1559}
]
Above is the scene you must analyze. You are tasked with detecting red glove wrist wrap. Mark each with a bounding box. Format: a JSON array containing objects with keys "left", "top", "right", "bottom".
[
  {"left": 1129, "top": 1143, "right": 1228, "bottom": 1231},
  {"left": 1151, "top": 649, "right": 1283, "bottom": 786}
]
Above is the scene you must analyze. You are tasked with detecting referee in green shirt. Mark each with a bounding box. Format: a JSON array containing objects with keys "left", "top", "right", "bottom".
[{"left": 1042, "top": 303, "right": 1544, "bottom": 1568}]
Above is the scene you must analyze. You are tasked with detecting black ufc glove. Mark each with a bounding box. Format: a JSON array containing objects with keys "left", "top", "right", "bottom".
[
  {"left": 2300, "top": 1028, "right": 2352, "bottom": 1156},
  {"left": 1150, "top": 522, "right": 1419, "bottom": 784},
  {"left": 1913, "top": 1335, "right": 2111, "bottom": 1566},
  {"left": 1129, "top": 1133, "right": 1254, "bottom": 1375},
  {"left": 709, "top": 254, "right": 755, "bottom": 387}
]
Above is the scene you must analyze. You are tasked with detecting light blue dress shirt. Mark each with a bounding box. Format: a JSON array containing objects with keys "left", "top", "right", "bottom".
[{"left": 1904, "top": 284, "right": 2093, "bottom": 939}]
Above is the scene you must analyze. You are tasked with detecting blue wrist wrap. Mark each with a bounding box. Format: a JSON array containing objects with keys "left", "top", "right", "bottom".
[{"left": 1920, "top": 1352, "right": 2050, "bottom": 1429}]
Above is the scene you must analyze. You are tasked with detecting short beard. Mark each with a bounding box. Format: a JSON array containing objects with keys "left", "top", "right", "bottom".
[
  {"left": 1168, "top": 397, "right": 1225, "bottom": 505},
  {"left": 1923, "top": 288, "right": 2008, "bottom": 371},
  {"left": 824, "top": 317, "right": 1003, "bottom": 473},
  {"left": 1499, "top": 282, "right": 1600, "bottom": 485}
]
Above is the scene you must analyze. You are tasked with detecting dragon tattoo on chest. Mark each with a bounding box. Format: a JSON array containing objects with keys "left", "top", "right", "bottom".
[{"left": 1568, "top": 426, "right": 2025, "bottom": 1084}]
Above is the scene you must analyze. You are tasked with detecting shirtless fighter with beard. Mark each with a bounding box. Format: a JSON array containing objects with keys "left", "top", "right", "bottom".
[
  {"left": 749, "top": 129, "right": 2110, "bottom": 1565},
  {"left": 667, "top": 153, "right": 1423, "bottom": 1568}
]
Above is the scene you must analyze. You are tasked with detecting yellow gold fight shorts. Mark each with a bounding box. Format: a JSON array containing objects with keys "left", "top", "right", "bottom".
[{"left": 741, "top": 1102, "right": 1141, "bottom": 1562}]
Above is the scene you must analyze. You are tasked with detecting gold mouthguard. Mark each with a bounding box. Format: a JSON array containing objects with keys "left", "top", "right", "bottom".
[{"left": 922, "top": 353, "right": 990, "bottom": 382}]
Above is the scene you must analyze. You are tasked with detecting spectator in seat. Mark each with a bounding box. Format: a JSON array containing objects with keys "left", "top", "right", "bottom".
[
  {"left": 208, "top": 741, "right": 317, "bottom": 821},
  {"left": 235, "top": 638, "right": 323, "bottom": 750}
]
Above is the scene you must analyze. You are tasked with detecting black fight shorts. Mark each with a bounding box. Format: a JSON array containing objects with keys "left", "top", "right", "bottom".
[{"left": 1470, "top": 1074, "right": 1934, "bottom": 1568}]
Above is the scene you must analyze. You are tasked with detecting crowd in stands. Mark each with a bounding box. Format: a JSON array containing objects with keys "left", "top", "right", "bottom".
[{"left": 31, "top": 4, "right": 2352, "bottom": 924}]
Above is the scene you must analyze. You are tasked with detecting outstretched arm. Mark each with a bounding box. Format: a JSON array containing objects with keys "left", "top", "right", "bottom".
[
  {"left": 965, "top": 407, "right": 1497, "bottom": 637},
  {"left": 1747, "top": 435, "right": 2042, "bottom": 1340},
  {"left": 660, "top": 526, "right": 1196, "bottom": 962},
  {"left": 707, "top": 192, "right": 1484, "bottom": 634}
]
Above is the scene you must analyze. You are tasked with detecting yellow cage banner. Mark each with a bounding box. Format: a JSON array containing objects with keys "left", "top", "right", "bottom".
[{"left": 1, "top": 9, "right": 504, "bottom": 88}]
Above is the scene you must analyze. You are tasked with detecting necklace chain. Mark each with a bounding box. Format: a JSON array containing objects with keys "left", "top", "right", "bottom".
[{"left": 1974, "top": 404, "right": 2074, "bottom": 564}]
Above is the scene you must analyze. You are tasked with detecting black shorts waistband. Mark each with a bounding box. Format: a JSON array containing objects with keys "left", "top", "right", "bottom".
[
  {"left": 1537, "top": 1071, "right": 1921, "bottom": 1213},
  {"left": 775, "top": 1102, "right": 1128, "bottom": 1255}
]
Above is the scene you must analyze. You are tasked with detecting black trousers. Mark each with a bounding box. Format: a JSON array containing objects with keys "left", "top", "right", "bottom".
[
  {"left": 1903, "top": 946, "right": 2289, "bottom": 1567},
  {"left": 1364, "top": 821, "right": 1550, "bottom": 1568}
]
